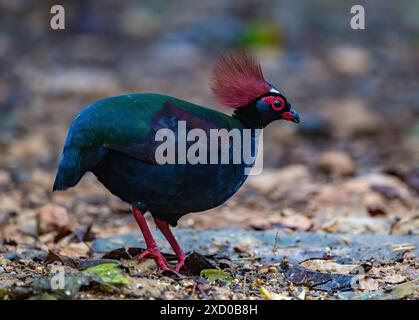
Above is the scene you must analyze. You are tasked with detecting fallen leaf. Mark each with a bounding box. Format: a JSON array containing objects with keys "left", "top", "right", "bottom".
[
  {"left": 383, "top": 274, "right": 406, "bottom": 284},
  {"left": 281, "top": 260, "right": 354, "bottom": 292},
  {"left": 45, "top": 250, "right": 118, "bottom": 270},
  {"left": 301, "top": 260, "right": 357, "bottom": 274},
  {"left": 74, "top": 224, "right": 96, "bottom": 242},
  {"left": 58, "top": 242, "right": 90, "bottom": 258},
  {"left": 102, "top": 247, "right": 144, "bottom": 260},
  {"left": 36, "top": 204, "right": 71, "bottom": 235},
  {"left": 185, "top": 252, "right": 217, "bottom": 275},
  {"left": 84, "top": 263, "right": 130, "bottom": 286},
  {"left": 200, "top": 269, "right": 233, "bottom": 286},
  {"left": 357, "top": 277, "right": 379, "bottom": 291}
]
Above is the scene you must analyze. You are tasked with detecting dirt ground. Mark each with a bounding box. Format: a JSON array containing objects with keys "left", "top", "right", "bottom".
[{"left": 0, "top": 1, "right": 418, "bottom": 299}]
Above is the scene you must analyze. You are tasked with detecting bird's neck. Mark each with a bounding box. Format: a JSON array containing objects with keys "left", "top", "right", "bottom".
[{"left": 232, "top": 103, "right": 264, "bottom": 129}]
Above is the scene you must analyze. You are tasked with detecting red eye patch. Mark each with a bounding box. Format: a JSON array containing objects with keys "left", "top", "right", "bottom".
[{"left": 261, "top": 96, "right": 285, "bottom": 111}]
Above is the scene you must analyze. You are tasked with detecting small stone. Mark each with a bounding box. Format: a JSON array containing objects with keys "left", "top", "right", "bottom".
[
  {"left": 59, "top": 242, "right": 90, "bottom": 258},
  {"left": 406, "top": 168, "right": 419, "bottom": 194},
  {"left": 298, "top": 113, "right": 332, "bottom": 139},
  {"left": 4, "top": 252, "right": 17, "bottom": 261},
  {"left": 278, "top": 214, "right": 313, "bottom": 231},
  {"left": 328, "top": 46, "right": 371, "bottom": 76},
  {"left": 317, "top": 151, "right": 356, "bottom": 176},
  {"left": 258, "top": 267, "right": 270, "bottom": 274},
  {"left": 36, "top": 204, "right": 71, "bottom": 235},
  {"left": 383, "top": 274, "right": 406, "bottom": 284},
  {"left": 247, "top": 165, "right": 310, "bottom": 193},
  {"left": 294, "top": 287, "right": 306, "bottom": 300},
  {"left": 363, "top": 193, "right": 387, "bottom": 216},
  {"left": 0, "top": 170, "right": 11, "bottom": 187},
  {"left": 250, "top": 218, "right": 270, "bottom": 230},
  {"left": 324, "top": 98, "right": 382, "bottom": 138},
  {"left": 122, "top": 258, "right": 157, "bottom": 277},
  {"left": 8, "top": 134, "right": 50, "bottom": 160},
  {"left": 321, "top": 216, "right": 387, "bottom": 234}
]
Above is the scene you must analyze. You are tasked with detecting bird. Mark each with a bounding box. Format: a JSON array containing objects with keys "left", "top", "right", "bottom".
[{"left": 53, "top": 51, "right": 300, "bottom": 271}]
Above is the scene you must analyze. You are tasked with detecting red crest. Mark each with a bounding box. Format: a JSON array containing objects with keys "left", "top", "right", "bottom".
[{"left": 210, "top": 50, "right": 270, "bottom": 108}]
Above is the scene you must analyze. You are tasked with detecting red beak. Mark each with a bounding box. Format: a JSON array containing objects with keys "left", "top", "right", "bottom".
[{"left": 281, "top": 109, "right": 300, "bottom": 123}]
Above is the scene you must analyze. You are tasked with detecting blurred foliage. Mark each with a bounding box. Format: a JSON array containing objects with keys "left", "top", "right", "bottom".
[{"left": 239, "top": 22, "right": 284, "bottom": 48}]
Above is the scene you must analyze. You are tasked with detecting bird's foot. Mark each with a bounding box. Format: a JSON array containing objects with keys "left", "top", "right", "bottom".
[
  {"left": 138, "top": 248, "right": 170, "bottom": 271},
  {"left": 174, "top": 255, "right": 188, "bottom": 272}
]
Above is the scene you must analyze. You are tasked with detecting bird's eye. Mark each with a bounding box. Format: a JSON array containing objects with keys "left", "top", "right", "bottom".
[{"left": 272, "top": 98, "right": 284, "bottom": 111}]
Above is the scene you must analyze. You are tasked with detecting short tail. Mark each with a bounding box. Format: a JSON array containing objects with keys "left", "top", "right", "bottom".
[
  {"left": 53, "top": 149, "right": 85, "bottom": 191},
  {"left": 53, "top": 146, "right": 106, "bottom": 191},
  {"left": 53, "top": 167, "right": 83, "bottom": 191},
  {"left": 53, "top": 172, "right": 82, "bottom": 191}
]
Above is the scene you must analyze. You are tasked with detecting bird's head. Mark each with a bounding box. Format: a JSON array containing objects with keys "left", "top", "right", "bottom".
[{"left": 210, "top": 50, "right": 300, "bottom": 128}]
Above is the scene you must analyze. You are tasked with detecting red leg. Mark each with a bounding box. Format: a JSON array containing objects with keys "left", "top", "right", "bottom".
[
  {"left": 132, "top": 207, "right": 169, "bottom": 270},
  {"left": 154, "top": 218, "right": 187, "bottom": 272}
]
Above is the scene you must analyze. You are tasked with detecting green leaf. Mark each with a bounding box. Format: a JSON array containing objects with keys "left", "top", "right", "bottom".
[
  {"left": 40, "top": 293, "right": 59, "bottom": 300},
  {"left": 200, "top": 269, "right": 233, "bottom": 286},
  {"left": 84, "top": 263, "right": 130, "bottom": 286},
  {"left": 239, "top": 22, "right": 283, "bottom": 48}
]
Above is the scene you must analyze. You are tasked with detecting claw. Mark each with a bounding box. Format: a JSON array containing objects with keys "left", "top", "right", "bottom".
[
  {"left": 174, "top": 256, "right": 187, "bottom": 272},
  {"left": 138, "top": 248, "right": 170, "bottom": 271},
  {"left": 132, "top": 207, "right": 170, "bottom": 271},
  {"left": 154, "top": 217, "right": 190, "bottom": 273}
]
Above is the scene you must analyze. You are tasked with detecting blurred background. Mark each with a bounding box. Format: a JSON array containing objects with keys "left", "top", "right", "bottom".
[{"left": 0, "top": 0, "right": 418, "bottom": 242}]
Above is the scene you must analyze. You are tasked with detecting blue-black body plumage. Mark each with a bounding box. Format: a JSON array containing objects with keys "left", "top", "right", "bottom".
[{"left": 54, "top": 93, "right": 257, "bottom": 225}]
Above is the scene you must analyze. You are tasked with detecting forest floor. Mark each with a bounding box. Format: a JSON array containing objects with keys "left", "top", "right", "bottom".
[
  {"left": 0, "top": 1, "right": 418, "bottom": 299},
  {"left": 0, "top": 167, "right": 418, "bottom": 300}
]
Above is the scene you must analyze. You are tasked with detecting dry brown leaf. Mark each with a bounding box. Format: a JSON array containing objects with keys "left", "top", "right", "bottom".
[{"left": 36, "top": 204, "right": 71, "bottom": 235}]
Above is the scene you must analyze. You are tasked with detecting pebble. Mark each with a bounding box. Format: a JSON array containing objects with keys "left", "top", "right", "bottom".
[
  {"left": 0, "top": 169, "right": 11, "bottom": 187},
  {"left": 324, "top": 98, "right": 383, "bottom": 138},
  {"left": 4, "top": 252, "right": 17, "bottom": 261},
  {"left": 328, "top": 45, "right": 371, "bottom": 76},
  {"left": 298, "top": 113, "right": 332, "bottom": 139},
  {"left": 317, "top": 151, "right": 356, "bottom": 176},
  {"left": 36, "top": 204, "right": 71, "bottom": 235}
]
